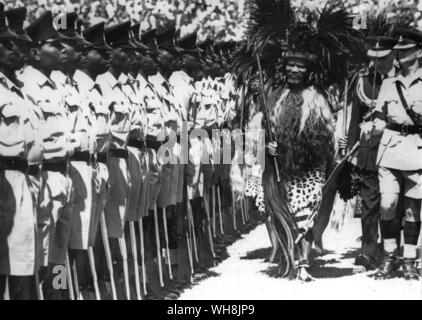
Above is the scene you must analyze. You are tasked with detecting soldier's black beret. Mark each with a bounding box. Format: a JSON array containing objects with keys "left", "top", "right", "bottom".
[
  {"left": 105, "top": 21, "right": 136, "bottom": 50},
  {"left": 0, "top": 3, "right": 19, "bottom": 40},
  {"left": 178, "top": 32, "right": 202, "bottom": 54},
  {"left": 83, "top": 22, "right": 111, "bottom": 52},
  {"left": 5, "top": 7, "right": 32, "bottom": 42},
  {"left": 156, "top": 26, "right": 182, "bottom": 54},
  {"left": 26, "top": 11, "right": 68, "bottom": 44},
  {"left": 56, "top": 12, "right": 91, "bottom": 48},
  {"left": 130, "top": 23, "right": 152, "bottom": 54}
]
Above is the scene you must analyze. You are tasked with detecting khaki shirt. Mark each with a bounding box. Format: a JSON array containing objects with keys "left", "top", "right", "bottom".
[
  {"left": 96, "top": 71, "right": 131, "bottom": 149},
  {"left": 137, "top": 74, "right": 165, "bottom": 139},
  {"left": 119, "top": 73, "right": 147, "bottom": 141},
  {"left": 375, "top": 68, "right": 422, "bottom": 170},
  {"left": 73, "top": 70, "right": 111, "bottom": 154},
  {"left": 149, "top": 72, "right": 179, "bottom": 134},
  {"left": 169, "top": 70, "right": 195, "bottom": 121},
  {"left": 52, "top": 70, "right": 92, "bottom": 154},
  {"left": 20, "top": 66, "right": 72, "bottom": 160},
  {"left": 0, "top": 74, "right": 37, "bottom": 160}
]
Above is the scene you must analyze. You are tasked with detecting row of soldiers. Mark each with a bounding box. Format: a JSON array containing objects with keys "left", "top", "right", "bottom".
[{"left": 0, "top": 3, "right": 256, "bottom": 300}]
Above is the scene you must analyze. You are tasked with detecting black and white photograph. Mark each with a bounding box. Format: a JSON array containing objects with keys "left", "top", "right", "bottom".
[{"left": 0, "top": 0, "right": 421, "bottom": 304}]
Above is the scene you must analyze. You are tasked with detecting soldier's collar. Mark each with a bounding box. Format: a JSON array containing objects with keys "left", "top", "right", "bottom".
[
  {"left": 29, "top": 66, "right": 56, "bottom": 89},
  {"left": 136, "top": 73, "right": 148, "bottom": 89},
  {"left": 103, "top": 70, "right": 121, "bottom": 89},
  {"left": 73, "top": 69, "right": 94, "bottom": 87}
]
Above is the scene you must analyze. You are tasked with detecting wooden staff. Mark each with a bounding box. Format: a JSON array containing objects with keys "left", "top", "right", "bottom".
[
  {"left": 33, "top": 223, "right": 44, "bottom": 300},
  {"left": 129, "top": 221, "right": 142, "bottom": 300},
  {"left": 217, "top": 185, "right": 224, "bottom": 236},
  {"left": 99, "top": 213, "right": 117, "bottom": 300},
  {"left": 118, "top": 234, "right": 130, "bottom": 300},
  {"left": 72, "top": 257, "right": 82, "bottom": 300},
  {"left": 256, "top": 54, "right": 280, "bottom": 182},
  {"left": 161, "top": 208, "right": 173, "bottom": 280},
  {"left": 65, "top": 253, "right": 75, "bottom": 300},
  {"left": 88, "top": 247, "right": 101, "bottom": 300},
  {"left": 153, "top": 205, "right": 164, "bottom": 287},
  {"left": 138, "top": 218, "right": 147, "bottom": 296},
  {"left": 211, "top": 187, "right": 216, "bottom": 238},
  {"left": 203, "top": 191, "right": 215, "bottom": 258},
  {"left": 232, "top": 193, "right": 237, "bottom": 231},
  {"left": 187, "top": 198, "right": 199, "bottom": 263},
  {"left": 340, "top": 79, "right": 350, "bottom": 157}
]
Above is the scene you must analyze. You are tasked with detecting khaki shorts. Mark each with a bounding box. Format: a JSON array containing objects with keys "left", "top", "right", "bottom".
[
  {"left": 68, "top": 161, "right": 94, "bottom": 250},
  {"left": 379, "top": 166, "right": 422, "bottom": 199},
  {"left": 0, "top": 170, "right": 35, "bottom": 276},
  {"left": 104, "top": 157, "right": 130, "bottom": 239}
]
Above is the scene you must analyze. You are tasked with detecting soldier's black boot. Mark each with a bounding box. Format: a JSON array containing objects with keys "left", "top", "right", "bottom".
[
  {"left": 402, "top": 259, "right": 420, "bottom": 281},
  {"left": 373, "top": 254, "right": 399, "bottom": 280}
]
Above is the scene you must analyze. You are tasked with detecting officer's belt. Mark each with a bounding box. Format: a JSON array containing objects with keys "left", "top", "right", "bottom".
[
  {"left": 0, "top": 157, "right": 29, "bottom": 173},
  {"left": 128, "top": 139, "right": 146, "bottom": 150},
  {"left": 43, "top": 159, "right": 68, "bottom": 174},
  {"left": 97, "top": 152, "right": 108, "bottom": 164},
  {"left": 387, "top": 122, "right": 422, "bottom": 135},
  {"left": 109, "top": 148, "right": 129, "bottom": 159},
  {"left": 70, "top": 151, "right": 92, "bottom": 163}
]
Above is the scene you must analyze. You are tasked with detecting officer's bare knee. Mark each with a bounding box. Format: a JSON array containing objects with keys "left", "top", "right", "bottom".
[{"left": 380, "top": 193, "right": 399, "bottom": 220}]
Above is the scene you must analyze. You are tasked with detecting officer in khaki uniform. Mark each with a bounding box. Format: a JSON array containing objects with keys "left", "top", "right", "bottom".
[
  {"left": 373, "top": 29, "right": 422, "bottom": 281},
  {"left": 0, "top": 7, "right": 40, "bottom": 299},
  {"left": 22, "top": 11, "right": 75, "bottom": 299}
]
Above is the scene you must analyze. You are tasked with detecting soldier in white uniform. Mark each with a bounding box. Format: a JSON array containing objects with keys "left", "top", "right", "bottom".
[
  {"left": 96, "top": 21, "right": 134, "bottom": 299},
  {"left": 0, "top": 6, "right": 41, "bottom": 299},
  {"left": 22, "top": 11, "right": 75, "bottom": 299}
]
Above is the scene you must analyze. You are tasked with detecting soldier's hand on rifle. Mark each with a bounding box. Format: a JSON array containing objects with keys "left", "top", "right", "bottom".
[
  {"left": 338, "top": 136, "right": 348, "bottom": 150},
  {"left": 267, "top": 141, "right": 278, "bottom": 157}
]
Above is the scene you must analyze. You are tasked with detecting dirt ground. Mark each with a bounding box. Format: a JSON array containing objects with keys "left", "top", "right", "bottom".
[{"left": 179, "top": 218, "right": 422, "bottom": 300}]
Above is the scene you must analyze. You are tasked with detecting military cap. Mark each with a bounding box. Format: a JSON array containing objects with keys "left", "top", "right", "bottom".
[
  {"left": 198, "top": 39, "right": 213, "bottom": 58},
  {"left": 105, "top": 21, "right": 136, "bottom": 49},
  {"left": 140, "top": 28, "right": 159, "bottom": 55},
  {"left": 394, "top": 28, "right": 422, "bottom": 50},
  {"left": 76, "top": 19, "right": 83, "bottom": 35},
  {"left": 130, "top": 23, "right": 152, "bottom": 53},
  {"left": 5, "top": 7, "right": 32, "bottom": 42},
  {"left": 0, "top": 2, "right": 19, "bottom": 40},
  {"left": 156, "top": 26, "right": 182, "bottom": 54},
  {"left": 56, "top": 12, "right": 91, "bottom": 48},
  {"left": 365, "top": 36, "right": 397, "bottom": 58},
  {"left": 178, "top": 32, "right": 202, "bottom": 54},
  {"left": 26, "top": 11, "right": 68, "bottom": 44},
  {"left": 83, "top": 22, "right": 111, "bottom": 52}
]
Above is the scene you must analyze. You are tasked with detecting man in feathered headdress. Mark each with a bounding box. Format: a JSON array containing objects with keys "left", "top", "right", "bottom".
[{"left": 237, "top": 0, "right": 356, "bottom": 281}]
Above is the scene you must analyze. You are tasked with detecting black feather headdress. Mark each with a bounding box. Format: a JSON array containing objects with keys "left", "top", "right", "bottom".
[{"left": 235, "top": 0, "right": 357, "bottom": 91}]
